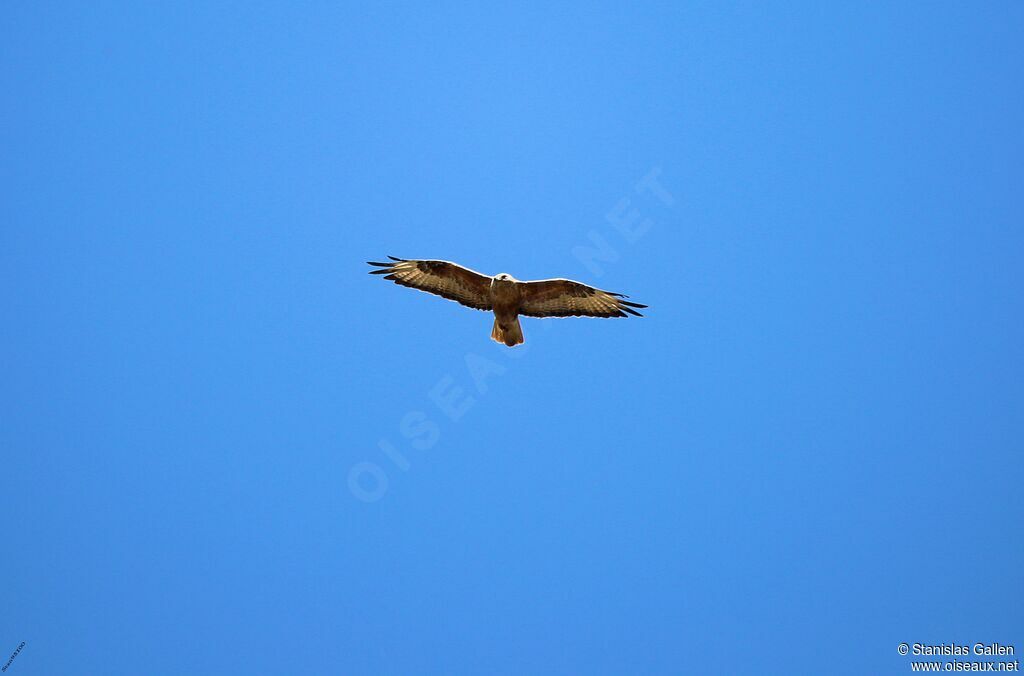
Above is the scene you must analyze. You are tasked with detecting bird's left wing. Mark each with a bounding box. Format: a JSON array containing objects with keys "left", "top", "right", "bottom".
[
  {"left": 518, "top": 278, "right": 646, "bottom": 318},
  {"left": 367, "top": 257, "right": 493, "bottom": 311}
]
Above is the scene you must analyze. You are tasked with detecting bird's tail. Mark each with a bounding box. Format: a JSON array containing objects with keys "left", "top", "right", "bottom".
[{"left": 491, "top": 317, "right": 524, "bottom": 347}]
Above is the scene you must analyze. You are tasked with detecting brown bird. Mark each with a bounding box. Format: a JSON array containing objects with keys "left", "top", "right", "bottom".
[{"left": 367, "top": 256, "right": 646, "bottom": 346}]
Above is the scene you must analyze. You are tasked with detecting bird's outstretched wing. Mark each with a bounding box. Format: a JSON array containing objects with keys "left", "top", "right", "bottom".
[
  {"left": 367, "top": 257, "right": 493, "bottom": 311},
  {"left": 517, "top": 278, "right": 647, "bottom": 318}
]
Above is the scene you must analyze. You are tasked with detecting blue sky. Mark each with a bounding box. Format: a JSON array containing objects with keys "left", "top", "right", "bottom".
[{"left": 3, "top": 2, "right": 1022, "bottom": 674}]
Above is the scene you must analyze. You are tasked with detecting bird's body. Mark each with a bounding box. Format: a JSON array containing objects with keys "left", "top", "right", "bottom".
[
  {"left": 367, "top": 257, "right": 646, "bottom": 346},
  {"left": 490, "top": 274, "right": 525, "bottom": 346}
]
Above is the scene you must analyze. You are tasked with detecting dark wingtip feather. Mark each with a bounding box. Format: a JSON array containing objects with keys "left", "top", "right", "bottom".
[
  {"left": 620, "top": 300, "right": 647, "bottom": 309},
  {"left": 387, "top": 255, "right": 406, "bottom": 262},
  {"left": 369, "top": 268, "right": 392, "bottom": 275}
]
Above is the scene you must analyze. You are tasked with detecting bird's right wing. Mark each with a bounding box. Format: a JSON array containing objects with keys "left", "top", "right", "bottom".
[
  {"left": 367, "top": 257, "right": 493, "bottom": 311},
  {"left": 518, "top": 278, "right": 646, "bottom": 318}
]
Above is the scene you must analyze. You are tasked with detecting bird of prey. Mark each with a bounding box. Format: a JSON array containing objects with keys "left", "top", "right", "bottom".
[{"left": 367, "top": 256, "right": 647, "bottom": 346}]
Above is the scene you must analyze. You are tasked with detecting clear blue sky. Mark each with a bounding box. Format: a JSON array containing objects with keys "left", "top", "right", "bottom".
[{"left": 3, "top": 3, "right": 1022, "bottom": 674}]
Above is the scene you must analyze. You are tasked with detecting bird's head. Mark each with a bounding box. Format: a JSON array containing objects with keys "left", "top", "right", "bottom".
[{"left": 493, "top": 273, "right": 516, "bottom": 283}]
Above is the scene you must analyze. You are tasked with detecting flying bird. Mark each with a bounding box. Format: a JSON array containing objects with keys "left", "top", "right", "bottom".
[{"left": 367, "top": 256, "right": 647, "bottom": 346}]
